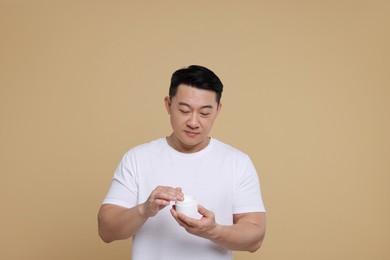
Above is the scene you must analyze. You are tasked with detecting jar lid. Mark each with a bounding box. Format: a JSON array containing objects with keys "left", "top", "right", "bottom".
[{"left": 176, "top": 195, "right": 197, "bottom": 206}]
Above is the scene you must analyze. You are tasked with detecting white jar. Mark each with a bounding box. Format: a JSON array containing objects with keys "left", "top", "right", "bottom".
[{"left": 175, "top": 195, "right": 198, "bottom": 217}]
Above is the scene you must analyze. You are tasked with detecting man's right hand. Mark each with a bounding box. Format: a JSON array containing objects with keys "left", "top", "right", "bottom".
[
  {"left": 98, "top": 186, "right": 184, "bottom": 243},
  {"left": 139, "top": 186, "right": 184, "bottom": 217}
]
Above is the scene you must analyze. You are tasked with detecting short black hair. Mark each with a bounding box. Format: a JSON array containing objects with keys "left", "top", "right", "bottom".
[{"left": 169, "top": 65, "right": 223, "bottom": 103}]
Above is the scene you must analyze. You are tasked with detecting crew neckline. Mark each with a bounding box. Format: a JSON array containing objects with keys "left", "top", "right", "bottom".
[{"left": 163, "top": 137, "right": 214, "bottom": 159}]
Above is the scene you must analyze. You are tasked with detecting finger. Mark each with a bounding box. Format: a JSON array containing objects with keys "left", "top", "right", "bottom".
[
  {"left": 154, "top": 186, "right": 184, "bottom": 201},
  {"left": 170, "top": 207, "right": 177, "bottom": 218},
  {"left": 170, "top": 205, "right": 178, "bottom": 217},
  {"left": 170, "top": 208, "right": 188, "bottom": 227},
  {"left": 154, "top": 198, "right": 171, "bottom": 206},
  {"left": 197, "top": 205, "right": 209, "bottom": 216},
  {"left": 174, "top": 187, "right": 184, "bottom": 201},
  {"left": 176, "top": 212, "right": 199, "bottom": 227},
  {"left": 197, "top": 205, "right": 215, "bottom": 220},
  {"left": 153, "top": 190, "right": 178, "bottom": 202},
  {"left": 170, "top": 207, "right": 191, "bottom": 224}
]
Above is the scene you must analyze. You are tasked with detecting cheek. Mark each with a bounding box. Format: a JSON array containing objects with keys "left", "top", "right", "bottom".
[
  {"left": 200, "top": 118, "right": 215, "bottom": 128},
  {"left": 170, "top": 113, "right": 186, "bottom": 125}
]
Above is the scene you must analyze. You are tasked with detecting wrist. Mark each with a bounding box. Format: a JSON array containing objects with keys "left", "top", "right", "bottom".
[
  {"left": 209, "top": 223, "right": 223, "bottom": 241},
  {"left": 137, "top": 203, "right": 148, "bottom": 218}
]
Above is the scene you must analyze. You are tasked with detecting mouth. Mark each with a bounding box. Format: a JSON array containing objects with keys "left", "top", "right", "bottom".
[{"left": 184, "top": 130, "right": 199, "bottom": 137}]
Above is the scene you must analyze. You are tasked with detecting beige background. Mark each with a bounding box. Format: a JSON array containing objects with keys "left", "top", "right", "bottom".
[{"left": 1, "top": 1, "right": 389, "bottom": 259}]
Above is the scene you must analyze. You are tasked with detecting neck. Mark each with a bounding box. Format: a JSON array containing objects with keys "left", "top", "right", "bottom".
[{"left": 166, "top": 134, "right": 210, "bottom": 153}]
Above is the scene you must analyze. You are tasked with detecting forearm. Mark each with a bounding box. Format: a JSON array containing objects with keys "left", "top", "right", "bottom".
[
  {"left": 98, "top": 186, "right": 183, "bottom": 243},
  {"left": 171, "top": 206, "right": 266, "bottom": 252},
  {"left": 210, "top": 220, "right": 266, "bottom": 252},
  {"left": 98, "top": 204, "right": 148, "bottom": 243}
]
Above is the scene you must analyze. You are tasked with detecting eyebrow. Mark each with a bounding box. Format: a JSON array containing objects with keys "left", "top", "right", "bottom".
[{"left": 178, "top": 102, "right": 214, "bottom": 109}]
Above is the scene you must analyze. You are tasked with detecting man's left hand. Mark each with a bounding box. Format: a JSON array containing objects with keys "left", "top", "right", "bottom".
[{"left": 170, "top": 204, "right": 221, "bottom": 240}]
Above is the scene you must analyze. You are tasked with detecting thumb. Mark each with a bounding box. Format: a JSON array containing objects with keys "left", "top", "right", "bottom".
[{"left": 197, "top": 204, "right": 213, "bottom": 217}]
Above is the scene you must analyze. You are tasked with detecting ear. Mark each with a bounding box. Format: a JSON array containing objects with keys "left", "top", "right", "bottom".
[
  {"left": 216, "top": 102, "right": 222, "bottom": 116},
  {"left": 164, "top": 96, "right": 171, "bottom": 115}
]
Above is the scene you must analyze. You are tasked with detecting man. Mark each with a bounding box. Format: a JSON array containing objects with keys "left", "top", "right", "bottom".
[{"left": 98, "top": 65, "right": 266, "bottom": 260}]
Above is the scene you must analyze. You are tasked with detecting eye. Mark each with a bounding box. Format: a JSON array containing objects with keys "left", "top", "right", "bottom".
[
  {"left": 200, "top": 113, "right": 210, "bottom": 117},
  {"left": 180, "top": 109, "right": 190, "bottom": 114}
]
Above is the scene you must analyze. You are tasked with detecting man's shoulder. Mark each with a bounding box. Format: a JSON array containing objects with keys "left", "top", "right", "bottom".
[
  {"left": 125, "top": 138, "right": 166, "bottom": 156},
  {"left": 212, "top": 138, "right": 249, "bottom": 159}
]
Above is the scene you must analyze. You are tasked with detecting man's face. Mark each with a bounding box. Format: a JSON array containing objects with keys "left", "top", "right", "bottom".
[{"left": 165, "top": 84, "right": 222, "bottom": 153}]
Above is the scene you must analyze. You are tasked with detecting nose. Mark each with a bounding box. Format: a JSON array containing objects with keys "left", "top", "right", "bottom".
[{"left": 187, "top": 113, "right": 199, "bottom": 128}]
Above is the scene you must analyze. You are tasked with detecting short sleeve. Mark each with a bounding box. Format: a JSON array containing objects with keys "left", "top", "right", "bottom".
[
  {"left": 233, "top": 155, "right": 265, "bottom": 214},
  {"left": 102, "top": 152, "right": 138, "bottom": 208}
]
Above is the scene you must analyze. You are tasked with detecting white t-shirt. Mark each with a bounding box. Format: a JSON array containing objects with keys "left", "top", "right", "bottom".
[{"left": 103, "top": 138, "right": 265, "bottom": 260}]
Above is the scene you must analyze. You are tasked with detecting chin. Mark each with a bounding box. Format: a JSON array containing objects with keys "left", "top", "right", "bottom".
[{"left": 176, "top": 136, "right": 198, "bottom": 146}]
